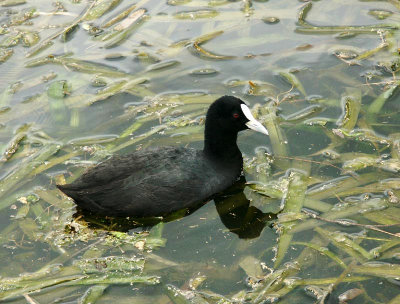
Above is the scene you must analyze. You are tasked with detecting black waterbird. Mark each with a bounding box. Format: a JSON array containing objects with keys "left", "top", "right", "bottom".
[{"left": 57, "top": 96, "right": 269, "bottom": 217}]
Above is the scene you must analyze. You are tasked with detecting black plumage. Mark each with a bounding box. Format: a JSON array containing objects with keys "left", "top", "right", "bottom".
[{"left": 57, "top": 96, "right": 268, "bottom": 217}]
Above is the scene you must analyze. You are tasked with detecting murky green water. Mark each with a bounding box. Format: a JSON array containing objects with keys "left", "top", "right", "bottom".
[{"left": 0, "top": 0, "right": 400, "bottom": 303}]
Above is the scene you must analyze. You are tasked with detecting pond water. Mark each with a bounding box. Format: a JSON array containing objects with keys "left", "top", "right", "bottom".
[{"left": 0, "top": 0, "right": 400, "bottom": 303}]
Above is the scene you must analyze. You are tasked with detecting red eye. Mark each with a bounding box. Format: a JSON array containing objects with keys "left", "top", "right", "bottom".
[{"left": 233, "top": 113, "right": 240, "bottom": 118}]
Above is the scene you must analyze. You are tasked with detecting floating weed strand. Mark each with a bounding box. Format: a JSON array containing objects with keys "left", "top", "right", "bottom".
[
  {"left": 102, "top": 3, "right": 137, "bottom": 28},
  {"left": 274, "top": 170, "right": 308, "bottom": 268},
  {"left": 302, "top": 209, "right": 400, "bottom": 238},
  {"left": 274, "top": 155, "right": 358, "bottom": 179},
  {"left": 296, "top": 2, "right": 399, "bottom": 34},
  {"left": 190, "top": 41, "right": 235, "bottom": 60}
]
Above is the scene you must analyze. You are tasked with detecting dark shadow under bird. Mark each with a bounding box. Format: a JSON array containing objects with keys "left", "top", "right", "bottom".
[{"left": 214, "top": 177, "right": 277, "bottom": 239}]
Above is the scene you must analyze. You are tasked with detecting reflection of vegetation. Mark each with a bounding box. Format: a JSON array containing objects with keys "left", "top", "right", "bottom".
[{"left": 0, "top": 0, "right": 400, "bottom": 303}]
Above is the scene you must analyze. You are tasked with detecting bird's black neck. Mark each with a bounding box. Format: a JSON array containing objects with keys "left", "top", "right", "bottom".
[{"left": 203, "top": 124, "right": 242, "bottom": 163}]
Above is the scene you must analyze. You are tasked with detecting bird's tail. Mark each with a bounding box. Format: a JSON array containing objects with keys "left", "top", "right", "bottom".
[{"left": 56, "top": 184, "right": 108, "bottom": 215}]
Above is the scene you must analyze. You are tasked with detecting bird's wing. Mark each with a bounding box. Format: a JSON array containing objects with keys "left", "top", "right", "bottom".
[{"left": 60, "top": 147, "right": 184, "bottom": 190}]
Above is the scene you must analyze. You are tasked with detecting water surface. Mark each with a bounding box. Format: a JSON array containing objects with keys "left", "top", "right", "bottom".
[{"left": 0, "top": 0, "right": 400, "bottom": 303}]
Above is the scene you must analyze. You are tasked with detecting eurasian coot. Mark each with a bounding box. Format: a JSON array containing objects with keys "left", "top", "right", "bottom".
[{"left": 57, "top": 96, "right": 269, "bottom": 217}]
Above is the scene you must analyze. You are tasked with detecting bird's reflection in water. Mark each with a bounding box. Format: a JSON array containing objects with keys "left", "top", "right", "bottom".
[
  {"left": 214, "top": 177, "right": 277, "bottom": 239},
  {"left": 72, "top": 177, "right": 276, "bottom": 239}
]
